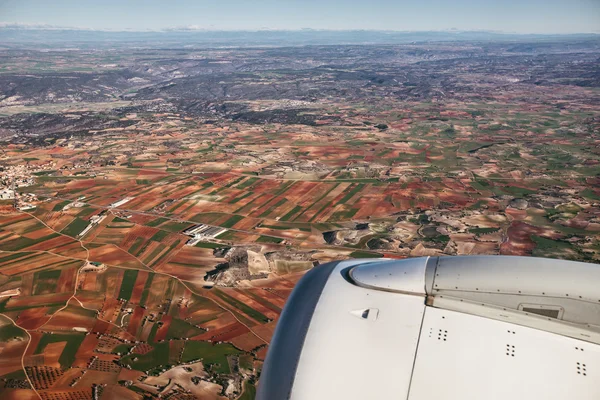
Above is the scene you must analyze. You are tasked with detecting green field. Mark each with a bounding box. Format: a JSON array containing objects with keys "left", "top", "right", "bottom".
[
  {"left": 145, "top": 217, "right": 168, "bottom": 227},
  {"left": 128, "top": 237, "right": 146, "bottom": 256},
  {"left": 236, "top": 177, "right": 259, "bottom": 189},
  {"left": 165, "top": 318, "right": 205, "bottom": 340},
  {"left": 1, "top": 233, "right": 60, "bottom": 251},
  {"left": 194, "top": 241, "right": 230, "bottom": 249},
  {"left": 221, "top": 215, "right": 244, "bottom": 228},
  {"left": 339, "top": 183, "right": 365, "bottom": 204},
  {"left": 118, "top": 269, "right": 139, "bottom": 301},
  {"left": 280, "top": 205, "right": 303, "bottom": 222},
  {"left": 215, "top": 230, "right": 236, "bottom": 240},
  {"left": 61, "top": 218, "right": 90, "bottom": 237},
  {"left": 181, "top": 340, "right": 241, "bottom": 374},
  {"left": 52, "top": 200, "right": 71, "bottom": 211},
  {"left": 34, "top": 333, "right": 86, "bottom": 369},
  {"left": 32, "top": 269, "right": 61, "bottom": 294},
  {"left": 160, "top": 221, "right": 193, "bottom": 232},
  {"left": 121, "top": 342, "right": 170, "bottom": 374},
  {"left": 230, "top": 192, "right": 254, "bottom": 204},
  {"left": 112, "top": 344, "right": 133, "bottom": 355},
  {"left": 239, "top": 380, "right": 257, "bottom": 400},
  {"left": 469, "top": 227, "right": 500, "bottom": 235},
  {"left": 349, "top": 250, "right": 384, "bottom": 258},
  {"left": 256, "top": 235, "right": 284, "bottom": 244},
  {"left": 139, "top": 273, "right": 155, "bottom": 306},
  {"left": 0, "top": 321, "right": 27, "bottom": 341},
  {"left": 151, "top": 230, "right": 170, "bottom": 241},
  {"left": 0, "top": 252, "right": 33, "bottom": 264}
]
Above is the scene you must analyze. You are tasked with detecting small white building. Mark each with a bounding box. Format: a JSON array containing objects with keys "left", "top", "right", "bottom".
[{"left": 0, "top": 188, "right": 15, "bottom": 200}]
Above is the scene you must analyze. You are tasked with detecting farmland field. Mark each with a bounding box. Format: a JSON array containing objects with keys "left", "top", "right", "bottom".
[{"left": 0, "top": 29, "right": 599, "bottom": 400}]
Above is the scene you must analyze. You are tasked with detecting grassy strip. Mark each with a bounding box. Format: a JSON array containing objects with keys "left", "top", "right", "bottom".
[
  {"left": 259, "top": 198, "right": 287, "bottom": 218},
  {"left": 0, "top": 252, "right": 33, "bottom": 264},
  {"left": 143, "top": 244, "right": 166, "bottom": 265},
  {"left": 349, "top": 250, "right": 384, "bottom": 258},
  {"left": 159, "top": 221, "right": 192, "bottom": 233},
  {"left": 280, "top": 205, "right": 302, "bottom": 222},
  {"left": 215, "top": 230, "right": 236, "bottom": 240},
  {"left": 272, "top": 180, "right": 294, "bottom": 196},
  {"left": 256, "top": 235, "right": 283, "bottom": 244},
  {"left": 128, "top": 237, "right": 146, "bottom": 256},
  {"left": 121, "top": 342, "right": 170, "bottom": 375},
  {"left": 52, "top": 200, "right": 71, "bottom": 211},
  {"left": 259, "top": 223, "right": 311, "bottom": 232},
  {"left": 61, "top": 218, "right": 90, "bottom": 237},
  {"left": 582, "top": 188, "right": 600, "bottom": 201},
  {"left": 221, "top": 215, "right": 244, "bottom": 228},
  {"left": 1, "top": 233, "right": 60, "bottom": 251},
  {"left": 294, "top": 183, "right": 339, "bottom": 222},
  {"left": 213, "top": 289, "right": 270, "bottom": 323},
  {"left": 118, "top": 269, "right": 139, "bottom": 301},
  {"left": 239, "top": 381, "right": 257, "bottom": 400},
  {"left": 139, "top": 273, "right": 155, "bottom": 307},
  {"left": 165, "top": 318, "right": 205, "bottom": 340},
  {"left": 330, "top": 208, "right": 359, "bottom": 221},
  {"left": 339, "top": 183, "right": 365, "bottom": 204},
  {"left": 181, "top": 340, "right": 241, "bottom": 374},
  {"left": 151, "top": 230, "right": 170, "bottom": 242},
  {"left": 195, "top": 241, "right": 230, "bottom": 249},
  {"left": 224, "top": 176, "right": 245, "bottom": 188},
  {"left": 145, "top": 217, "right": 168, "bottom": 227},
  {"left": 32, "top": 269, "right": 61, "bottom": 295},
  {"left": 150, "top": 240, "right": 181, "bottom": 267},
  {"left": 236, "top": 177, "right": 259, "bottom": 189},
  {"left": 230, "top": 192, "right": 253, "bottom": 204}
]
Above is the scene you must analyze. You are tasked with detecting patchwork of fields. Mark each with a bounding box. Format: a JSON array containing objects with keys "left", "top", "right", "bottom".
[{"left": 1, "top": 38, "right": 600, "bottom": 399}]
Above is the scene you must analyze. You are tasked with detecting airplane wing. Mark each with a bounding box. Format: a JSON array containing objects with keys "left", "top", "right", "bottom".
[{"left": 257, "top": 256, "right": 600, "bottom": 399}]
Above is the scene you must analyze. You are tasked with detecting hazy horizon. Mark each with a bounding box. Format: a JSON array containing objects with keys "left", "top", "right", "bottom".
[{"left": 0, "top": 0, "right": 599, "bottom": 34}]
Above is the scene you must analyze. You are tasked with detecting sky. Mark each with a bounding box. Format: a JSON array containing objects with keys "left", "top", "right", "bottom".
[{"left": 0, "top": 0, "right": 599, "bottom": 34}]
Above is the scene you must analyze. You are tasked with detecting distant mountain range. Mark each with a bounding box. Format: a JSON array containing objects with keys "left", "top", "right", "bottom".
[{"left": 0, "top": 25, "right": 598, "bottom": 47}]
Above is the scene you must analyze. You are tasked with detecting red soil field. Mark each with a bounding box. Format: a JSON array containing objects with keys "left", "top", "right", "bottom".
[
  {"left": 500, "top": 221, "right": 547, "bottom": 255},
  {"left": 126, "top": 214, "right": 155, "bottom": 225},
  {"left": 9, "top": 292, "right": 71, "bottom": 310},
  {"left": 76, "top": 291, "right": 104, "bottom": 310},
  {"left": 99, "top": 298, "right": 121, "bottom": 325},
  {"left": 193, "top": 321, "right": 248, "bottom": 342},
  {"left": 42, "top": 306, "right": 96, "bottom": 332},
  {"left": 153, "top": 315, "right": 171, "bottom": 343},
  {"left": 79, "top": 271, "right": 98, "bottom": 291},
  {"left": 231, "top": 217, "right": 261, "bottom": 231},
  {"left": 56, "top": 267, "right": 77, "bottom": 293},
  {"left": 251, "top": 321, "right": 277, "bottom": 343},
  {"left": 42, "top": 341, "right": 67, "bottom": 369},
  {"left": 91, "top": 319, "right": 112, "bottom": 335},
  {"left": 87, "top": 244, "right": 145, "bottom": 269},
  {"left": 230, "top": 331, "right": 265, "bottom": 352},
  {"left": 72, "top": 334, "right": 99, "bottom": 368},
  {"left": 255, "top": 346, "right": 268, "bottom": 361},
  {"left": 126, "top": 306, "right": 145, "bottom": 336},
  {"left": 16, "top": 307, "right": 52, "bottom": 330},
  {"left": 250, "top": 179, "right": 281, "bottom": 194}
]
